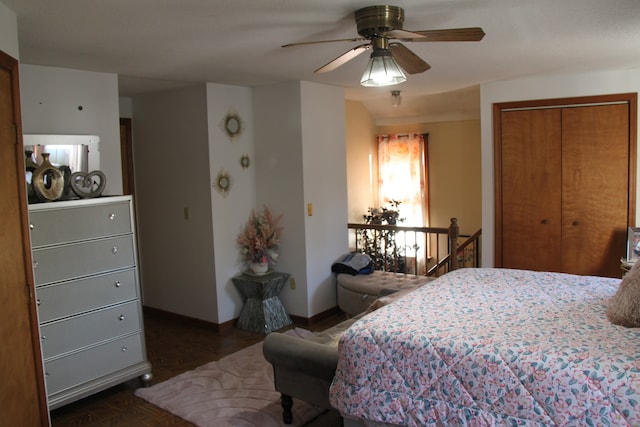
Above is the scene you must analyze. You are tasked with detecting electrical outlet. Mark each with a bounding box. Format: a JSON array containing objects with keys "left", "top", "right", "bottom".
[{"left": 290, "top": 277, "right": 296, "bottom": 290}]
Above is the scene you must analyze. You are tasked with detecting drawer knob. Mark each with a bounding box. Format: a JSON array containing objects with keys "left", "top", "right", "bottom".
[
  {"left": 122, "top": 346, "right": 127, "bottom": 352},
  {"left": 30, "top": 223, "right": 34, "bottom": 230},
  {"left": 119, "top": 314, "right": 125, "bottom": 321},
  {"left": 32, "top": 261, "right": 38, "bottom": 269},
  {"left": 109, "top": 213, "right": 116, "bottom": 220},
  {"left": 41, "top": 335, "right": 46, "bottom": 340},
  {"left": 112, "top": 246, "right": 118, "bottom": 254},
  {"left": 37, "top": 299, "right": 41, "bottom": 306},
  {"left": 114, "top": 281, "right": 122, "bottom": 288}
]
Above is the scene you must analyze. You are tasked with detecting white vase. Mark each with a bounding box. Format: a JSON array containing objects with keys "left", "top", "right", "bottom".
[{"left": 249, "top": 261, "right": 269, "bottom": 275}]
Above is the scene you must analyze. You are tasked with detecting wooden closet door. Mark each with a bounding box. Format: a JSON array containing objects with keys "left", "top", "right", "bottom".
[
  {"left": 561, "top": 104, "right": 630, "bottom": 277},
  {"left": 0, "top": 51, "right": 49, "bottom": 425},
  {"left": 500, "top": 108, "right": 563, "bottom": 272}
]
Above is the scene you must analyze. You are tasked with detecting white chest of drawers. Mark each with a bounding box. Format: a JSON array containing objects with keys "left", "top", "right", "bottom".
[{"left": 29, "top": 196, "right": 152, "bottom": 410}]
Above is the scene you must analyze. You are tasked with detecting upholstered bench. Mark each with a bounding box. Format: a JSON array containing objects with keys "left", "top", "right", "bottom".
[
  {"left": 263, "top": 313, "right": 364, "bottom": 424},
  {"left": 262, "top": 277, "right": 432, "bottom": 424},
  {"left": 336, "top": 270, "right": 435, "bottom": 316}
]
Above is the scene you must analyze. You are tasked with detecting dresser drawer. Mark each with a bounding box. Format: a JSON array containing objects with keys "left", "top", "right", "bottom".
[
  {"left": 29, "top": 201, "right": 132, "bottom": 247},
  {"left": 32, "top": 236, "right": 136, "bottom": 285},
  {"left": 36, "top": 269, "right": 138, "bottom": 322},
  {"left": 44, "top": 333, "right": 145, "bottom": 395},
  {"left": 41, "top": 301, "right": 142, "bottom": 359}
]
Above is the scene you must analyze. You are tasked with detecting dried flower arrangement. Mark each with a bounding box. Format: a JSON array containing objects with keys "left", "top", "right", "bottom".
[{"left": 237, "top": 206, "right": 283, "bottom": 266}]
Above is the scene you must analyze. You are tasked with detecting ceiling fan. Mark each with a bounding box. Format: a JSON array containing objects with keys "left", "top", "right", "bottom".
[{"left": 282, "top": 5, "right": 485, "bottom": 87}]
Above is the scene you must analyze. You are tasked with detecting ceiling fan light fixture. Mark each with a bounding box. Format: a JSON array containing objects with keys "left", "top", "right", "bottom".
[
  {"left": 391, "top": 90, "right": 401, "bottom": 107},
  {"left": 360, "top": 50, "right": 406, "bottom": 87}
]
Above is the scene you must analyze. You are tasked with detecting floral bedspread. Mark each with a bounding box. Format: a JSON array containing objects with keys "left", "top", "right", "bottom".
[{"left": 329, "top": 268, "right": 640, "bottom": 426}]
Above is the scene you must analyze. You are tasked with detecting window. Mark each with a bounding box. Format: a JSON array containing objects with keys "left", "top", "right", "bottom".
[{"left": 377, "top": 133, "right": 428, "bottom": 226}]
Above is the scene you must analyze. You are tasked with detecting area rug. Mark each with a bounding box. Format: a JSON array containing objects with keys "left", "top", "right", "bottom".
[{"left": 135, "top": 329, "right": 325, "bottom": 427}]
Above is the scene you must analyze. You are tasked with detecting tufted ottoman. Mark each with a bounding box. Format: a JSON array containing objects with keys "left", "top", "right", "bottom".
[{"left": 336, "top": 270, "right": 435, "bottom": 316}]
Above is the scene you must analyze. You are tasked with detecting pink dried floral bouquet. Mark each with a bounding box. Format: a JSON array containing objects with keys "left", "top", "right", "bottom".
[{"left": 237, "top": 206, "right": 283, "bottom": 265}]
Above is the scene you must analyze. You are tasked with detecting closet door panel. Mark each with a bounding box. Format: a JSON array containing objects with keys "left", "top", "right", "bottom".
[
  {"left": 561, "top": 104, "right": 630, "bottom": 277},
  {"left": 501, "top": 109, "right": 563, "bottom": 271}
]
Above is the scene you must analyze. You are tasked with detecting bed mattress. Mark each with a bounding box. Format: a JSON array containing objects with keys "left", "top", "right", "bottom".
[{"left": 329, "top": 268, "right": 640, "bottom": 426}]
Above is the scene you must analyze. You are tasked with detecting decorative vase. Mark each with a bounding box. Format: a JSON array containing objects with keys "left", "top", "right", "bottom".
[
  {"left": 24, "top": 150, "right": 38, "bottom": 172},
  {"left": 31, "top": 153, "right": 65, "bottom": 202},
  {"left": 249, "top": 261, "right": 269, "bottom": 276},
  {"left": 24, "top": 150, "right": 39, "bottom": 203}
]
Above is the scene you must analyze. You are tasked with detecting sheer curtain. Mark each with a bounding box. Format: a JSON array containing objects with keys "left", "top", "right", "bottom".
[{"left": 378, "top": 133, "right": 428, "bottom": 226}]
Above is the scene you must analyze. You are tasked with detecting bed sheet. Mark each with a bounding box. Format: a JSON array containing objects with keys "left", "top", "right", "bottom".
[{"left": 329, "top": 268, "right": 640, "bottom": 426}]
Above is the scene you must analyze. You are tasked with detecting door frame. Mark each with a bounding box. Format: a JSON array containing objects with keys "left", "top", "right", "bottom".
[
  {"left": 0, "top": 49, "right": 50, "bottom": 425},
  {"left": 493, "top": 92, "right": 638, "bottom": 267}
]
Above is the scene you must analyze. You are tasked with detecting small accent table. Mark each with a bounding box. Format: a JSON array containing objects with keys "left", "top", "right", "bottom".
[{"left": 232, "top": 271, "right": 292, "bottom": 334}]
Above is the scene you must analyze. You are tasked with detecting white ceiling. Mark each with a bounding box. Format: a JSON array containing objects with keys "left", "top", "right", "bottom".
[{"left": 4, "top": 0, "right": 640, "bottom": 121}]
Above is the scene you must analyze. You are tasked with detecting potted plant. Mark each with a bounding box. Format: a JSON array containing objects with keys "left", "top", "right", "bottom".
[
  {"left": 360, "top": 200, "right": 406, "bottom": 273},
  {"left": 237, "top": 206, "right": 283, "bottom": 275}
]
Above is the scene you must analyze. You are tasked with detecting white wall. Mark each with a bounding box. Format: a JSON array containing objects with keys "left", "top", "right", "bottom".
[
  {"left": 253, "top": 81, "right": 348, "bottom": 317},
  {"left": 131, "top": 84, "right": 218, "bottom": 322},
  {"left": 300, "top": 81, "right": 348, "bottom": 315},
  {"left": 119, "top": 96, "right": 133, "bottom": 118},
  {"left": 206, "top": 83, "right": 255, "bottom": 323},
  {"left": 253, "top": 81, "right": 307, "bottom": 316},
  {"left": 481, "top": 67, "right": 640, "bottom": 267},
  {"left": 19, "top": 64, "right": 123, "bottom": 195},
  {"left": 0, "top": 1, "right": 18, "bottom": 59}
]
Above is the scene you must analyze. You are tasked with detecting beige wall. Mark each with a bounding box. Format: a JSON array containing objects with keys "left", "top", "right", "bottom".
[
  {"left": 345, "top": 100, "right": 378, "bottom": 223},
  {"left": 346, "top": 100, "right": 482, "bottom": 237},
  {"left": 378, "top": 121, "right": 481, "bottom": 235}
]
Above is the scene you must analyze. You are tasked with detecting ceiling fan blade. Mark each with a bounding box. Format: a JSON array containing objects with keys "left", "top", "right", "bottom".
[
  {"left": 389, "top": 43, "right": 431, "bottom": 74},
  {"left": 384, "top": 29, "right": 427, "bottom": 40},
  {"left": 282, "top": 37, "right": 366, "bottom": 48},
  {"left": 399, "top": 27, "right": 485, "bottom": 42},
  {"left": 314, "top": 44, "right": 371, "bottom": 73}
]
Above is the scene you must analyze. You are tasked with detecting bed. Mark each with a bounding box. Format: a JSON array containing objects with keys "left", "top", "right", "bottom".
[{"left": 329, "top": 267, "right": 640, "bottom": 426}]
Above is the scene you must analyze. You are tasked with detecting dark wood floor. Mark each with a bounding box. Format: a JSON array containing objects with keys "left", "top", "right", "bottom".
[{"left": 49, "top": 307, "right": 348, "bottom": 426}]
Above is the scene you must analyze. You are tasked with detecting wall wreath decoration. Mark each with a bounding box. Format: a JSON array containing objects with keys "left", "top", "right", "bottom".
[
  {"left": 222, "top": 110, "right": 242, "bottom": 141},
  {"left": 240, "top": 154, "right": 250, "bottom": 169},
  {"left": 215, "top": 170, "right": 232, "bottom": 196}
]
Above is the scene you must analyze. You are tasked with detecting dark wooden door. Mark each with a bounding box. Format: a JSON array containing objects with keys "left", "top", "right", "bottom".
[
  {"left": 500, "top": 108, "right": 563, "bottom": 272},
  {"left": 561, "top": 104, "right": 630, "bottom": 277},
  {"left": 0, "top": 50, "right": 49, "bottom": 425},
  {"left": 119, "top": 117, "right": 136, "bottom": 197}
]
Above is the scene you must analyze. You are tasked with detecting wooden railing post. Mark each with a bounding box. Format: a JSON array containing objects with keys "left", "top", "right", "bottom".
[{"left": 449, "top": 218, "right": 460, "bottom": 271}]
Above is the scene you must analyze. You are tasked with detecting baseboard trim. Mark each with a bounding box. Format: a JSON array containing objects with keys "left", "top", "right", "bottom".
[
  {"left": 142, "top": 306, "right": 237, "bottom": 332},
  {"left": 143, "top": 305, "right": 342, "bottom": 332},
  {"left": 290, "top": 306, "right": 342, "bottom": 327}
]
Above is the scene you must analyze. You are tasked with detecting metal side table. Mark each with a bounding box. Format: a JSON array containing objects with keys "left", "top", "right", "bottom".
[{"left": 232, "top": 271, "right": 292, "bottom": 334}]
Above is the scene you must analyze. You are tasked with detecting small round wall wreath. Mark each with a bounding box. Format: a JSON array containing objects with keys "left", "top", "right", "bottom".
[
  {"left": 240, "top": 154, "right": 250, "bottom": 169},
  {"left": 223, "top": 112, "right": 242, "bottom": 140},
  {"left": 215, "top": 170, "right": 232, "bottom": 196}
]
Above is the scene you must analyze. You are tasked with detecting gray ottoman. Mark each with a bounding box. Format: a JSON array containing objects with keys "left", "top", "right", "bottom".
[
  {"left": 336, "top": 270, "right": 434, "bottom": 316},
  {"left": 263, "top": 313, "right": 364, "bottom": 424}
]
